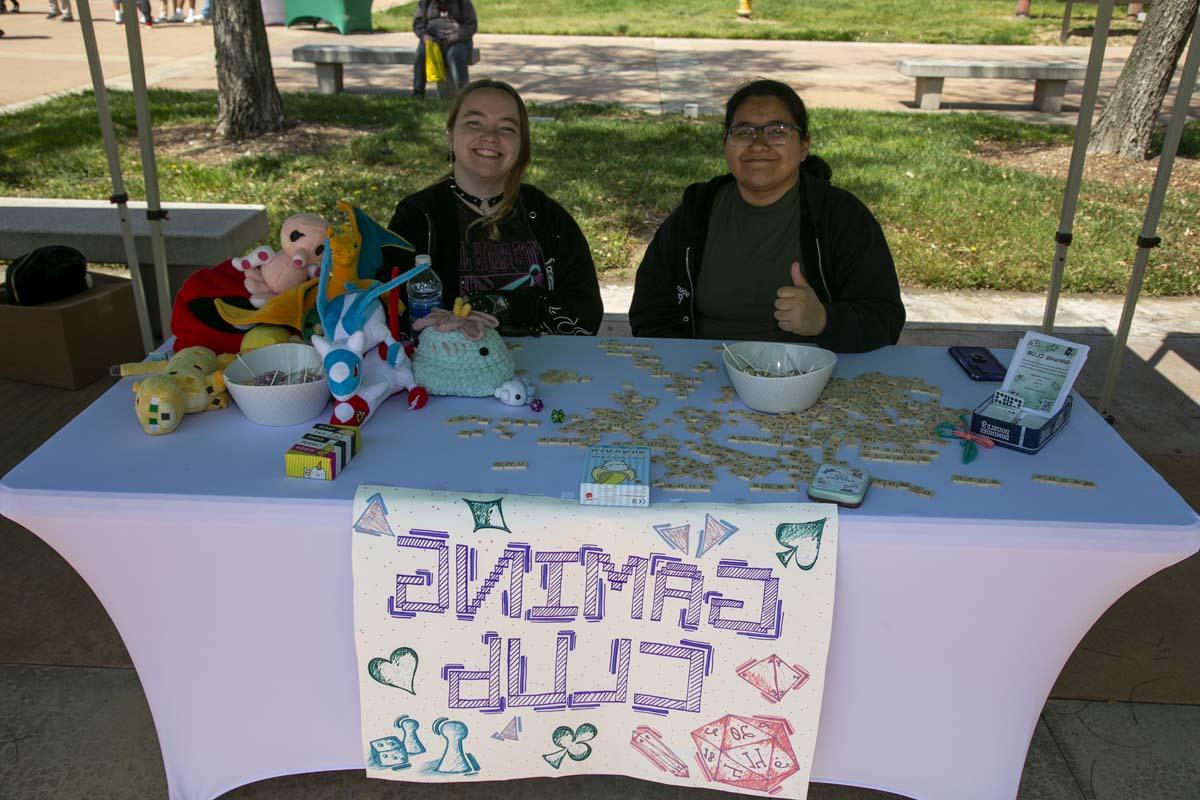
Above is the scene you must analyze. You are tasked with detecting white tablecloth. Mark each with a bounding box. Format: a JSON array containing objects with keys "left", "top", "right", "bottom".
[{"left": 3, "top": 340, "right": 1196, "bottom": 800}]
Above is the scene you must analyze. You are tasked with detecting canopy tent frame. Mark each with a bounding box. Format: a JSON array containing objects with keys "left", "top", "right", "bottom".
[
  {"left": 75, "top": 0, "right": 154, "bottom": 352},
  {"left": 1096, "top": 20, "right": 1199, "bottom": 419},
  {"left": 1041, "top": 0, "right": 1199, "bottom": 421},
  {"left": 1041, "top": 0, "right": 1116, "bottom": 334},
  {"left": 77, "top": 0, "right": 173, "bottom": 350}
]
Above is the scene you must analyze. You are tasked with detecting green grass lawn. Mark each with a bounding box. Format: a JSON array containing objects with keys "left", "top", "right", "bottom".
[
  {"left": 1, "top": 90, "right": 1196, "bottom": 295},
  {"left": 375, "top": 0, "right": 1143, "bottom": 45}
]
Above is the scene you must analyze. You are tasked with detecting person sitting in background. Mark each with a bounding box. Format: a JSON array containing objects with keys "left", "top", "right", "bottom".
[
  {"left": 630, "top": 79, "right": 904, "bottom": 353},
  {"left": 385, "top": 79, "right": 602, "bottom": 336},
  {"left": 412, "top": 0, "right": 477, "bottom": 98}
]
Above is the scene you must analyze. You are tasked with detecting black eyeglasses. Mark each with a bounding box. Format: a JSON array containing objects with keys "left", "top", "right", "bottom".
[{"left": 725, "top": 123, "right": 803, "bottom": 148}]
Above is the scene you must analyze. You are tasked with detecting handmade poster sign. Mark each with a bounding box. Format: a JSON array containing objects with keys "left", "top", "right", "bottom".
[{"left": 351, "top": 486, "right": 839, "bottom": 798}]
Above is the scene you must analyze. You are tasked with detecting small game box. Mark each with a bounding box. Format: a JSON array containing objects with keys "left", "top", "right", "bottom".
[
  {"left": 580, "top": 445, "right": 651, "bottom": 507},
  {"left": 285, "top": 423, "right": 361, "bottom": 480},
  {"left": 970, "top": 392, "right": 1074, "bottom": 454}
]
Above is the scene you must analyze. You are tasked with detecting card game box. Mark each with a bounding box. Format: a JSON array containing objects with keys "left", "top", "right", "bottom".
[{"left": 580, "top": 445, "right": 651, "bottom": 507}]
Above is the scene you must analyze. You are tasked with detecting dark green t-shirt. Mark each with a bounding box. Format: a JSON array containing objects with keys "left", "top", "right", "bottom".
[{"left": 696, "top": 180, "right": 802, "bottom": 342}]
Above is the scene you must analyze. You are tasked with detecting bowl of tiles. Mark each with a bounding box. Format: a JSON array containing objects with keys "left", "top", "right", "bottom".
[
  {"left": 224, "top": 343, "right": 329, "bottom": 426},
  {"left": 722, "top": 342, "right": 837, "bottom": 414}
]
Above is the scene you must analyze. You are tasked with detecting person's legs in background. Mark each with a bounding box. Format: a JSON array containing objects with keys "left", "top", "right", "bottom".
[
  {"left": 444, "top": 41, "right": 471, "bottom": 90},
  {"left": 413, "top": 38, "right": 428, "bottom": 97}
]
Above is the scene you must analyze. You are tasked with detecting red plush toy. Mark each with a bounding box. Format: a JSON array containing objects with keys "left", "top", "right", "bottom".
[{"left": 170, "top": 259, "right": 259, "bottom": 354}]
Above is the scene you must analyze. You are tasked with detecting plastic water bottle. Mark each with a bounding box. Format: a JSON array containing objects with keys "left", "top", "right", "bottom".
[{"left": 407, "top": 254, "right": 443, "bottom": 325}]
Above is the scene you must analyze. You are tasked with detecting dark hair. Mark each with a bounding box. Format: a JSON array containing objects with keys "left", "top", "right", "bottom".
[
  {"left": 724, "top": 79, "right": 808, "bottom": 135},
  {"left": 446, "top": 79, "right": 533, "bottom": 238},
  {"left": 723, "top": 78, "right": 832, "bottom": 180}
]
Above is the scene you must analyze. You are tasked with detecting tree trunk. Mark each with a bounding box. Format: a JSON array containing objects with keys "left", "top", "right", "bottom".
[
  {"left": 1089, "top": 0, "right": 1199, "bottom": 158},
  {"left": 214, "top": 0, "right": 286, "bottom": 140}
]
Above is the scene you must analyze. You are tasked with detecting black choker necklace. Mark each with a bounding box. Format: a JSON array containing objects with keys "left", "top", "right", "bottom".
[{"left": 450, "top": 178, "right": 504, "bottom": 212}]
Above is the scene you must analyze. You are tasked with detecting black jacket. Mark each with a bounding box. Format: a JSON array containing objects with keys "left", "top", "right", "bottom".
[
  {"left": 629, "top": 170, "right": 905, "bottom": 353},
  {"left": 386, "top": 179, "right": 603, "bottom": 335},
  {"left": 412, "top": 0, "right": 477, "bottom": 45}
]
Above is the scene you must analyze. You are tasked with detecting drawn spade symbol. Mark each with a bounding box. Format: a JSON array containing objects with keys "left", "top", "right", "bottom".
[
  {"left": 462, "top": 497, "right": 511, "bottom": 533},
  {"left": 367, "top": 646, "right": 418, "bottom": 694},
  {"left": 542, "top": 723, "right": 598, "bottom": 769},
  {"left": 775, "top": 519, "right": 826, "bottom": 570}
]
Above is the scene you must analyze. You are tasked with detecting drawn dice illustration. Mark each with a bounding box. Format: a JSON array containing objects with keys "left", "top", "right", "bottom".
[
  {"left": 367, "top": 735, "right": 410, "bottom": 771},
  {"left": 690, "top": 714, "right": 799, "bottom": 793}
]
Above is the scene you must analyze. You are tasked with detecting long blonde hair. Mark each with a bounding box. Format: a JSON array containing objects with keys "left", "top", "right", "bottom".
[{"left": 446, "top": 79, "right": 532, "bottom": 239}]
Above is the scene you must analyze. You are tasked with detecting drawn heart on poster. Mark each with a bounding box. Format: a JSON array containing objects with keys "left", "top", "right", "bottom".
[
  {"left": 368, "top": 646, "right": 418, "bottom": 694},
  {"left": 543, "top": 723, "right": 598, "bottom": 768}
]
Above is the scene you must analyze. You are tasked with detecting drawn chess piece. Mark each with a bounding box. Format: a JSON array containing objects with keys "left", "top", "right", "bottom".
[
  {"left": 395, "top": 715, "right": 427, "bottom": 755},
  {"left": 431, "top": 717, "right": 479, "bottom": 774}
]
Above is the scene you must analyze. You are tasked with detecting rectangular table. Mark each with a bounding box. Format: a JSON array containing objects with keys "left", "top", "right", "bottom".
[{"left": 2, "top": 338, "right": 1196, "bottom": 800}]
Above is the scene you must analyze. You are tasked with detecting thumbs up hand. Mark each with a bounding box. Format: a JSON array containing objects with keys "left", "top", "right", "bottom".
[{"left": 775, "top": 262, "right": 827, "bottom": 336}]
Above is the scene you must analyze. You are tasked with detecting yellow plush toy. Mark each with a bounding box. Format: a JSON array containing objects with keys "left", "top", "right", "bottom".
[
  {"left": 240, "top": 324, "right": 296, "bottom": 354},
  {"left": 117, "top": 347, "right": 237, "bottom": 435}
]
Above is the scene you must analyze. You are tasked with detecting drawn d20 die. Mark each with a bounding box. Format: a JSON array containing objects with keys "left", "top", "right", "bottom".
[
  {"left": 691, "top": 714, "right": 800, "bottom": 793},
  {"left": 713, "top": 750, "right": 770, "bottom": 792},
  {"left": 763, "top": 733, "right": 800, "bottom": 786}
]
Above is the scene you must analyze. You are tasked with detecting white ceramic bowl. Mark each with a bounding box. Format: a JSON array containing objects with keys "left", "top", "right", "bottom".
[
  {"left": 722, "top": 342, "right": 838, "bottom": 414},
  {"left": 224, "top": 343, "right": 330, "bottom": 426}
]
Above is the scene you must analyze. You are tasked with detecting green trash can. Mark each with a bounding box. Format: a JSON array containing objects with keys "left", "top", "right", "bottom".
[{"left": 285, "top": 0, "right": 372, "bottom": 34}]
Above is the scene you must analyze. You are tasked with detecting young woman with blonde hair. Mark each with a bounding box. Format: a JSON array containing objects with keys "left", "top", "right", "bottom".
[{"left": 386, "top": 79, "right": 602, "bottom": 336}]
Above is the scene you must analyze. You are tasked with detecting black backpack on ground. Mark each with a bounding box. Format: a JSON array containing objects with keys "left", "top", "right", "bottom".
[{"left": 4, "top": 246, "right": 91, "bottom": 306}]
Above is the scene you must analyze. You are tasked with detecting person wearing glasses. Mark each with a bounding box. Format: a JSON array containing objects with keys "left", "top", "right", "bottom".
[
  {"left": 384, "top": 79, "right": 603, "bottom": 336},
  {"left": 630, "top": 79, "right": 904, "bottom": 352}
]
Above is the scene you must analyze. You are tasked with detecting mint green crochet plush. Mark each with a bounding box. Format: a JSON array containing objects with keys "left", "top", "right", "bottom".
[{"left": 412, "top": 307, "right": 521, "bottom": 398}]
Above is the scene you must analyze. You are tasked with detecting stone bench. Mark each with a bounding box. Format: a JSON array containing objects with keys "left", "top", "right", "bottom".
[
  {"left": 896, "top": 59, "right": 1087, "bottom": 112},
  {"left": 292, "top": 44, "right": 481, "bottom": 97},
  {"left": 0, "top": 198, "right": 269, "bottom": 336}
]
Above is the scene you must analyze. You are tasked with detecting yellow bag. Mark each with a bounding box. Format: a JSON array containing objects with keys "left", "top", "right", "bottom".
[{"left": 425, "top": 42, "right": 446, "bottom": 83}]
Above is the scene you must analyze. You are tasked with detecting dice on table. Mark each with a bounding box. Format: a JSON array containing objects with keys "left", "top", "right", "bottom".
[
  {"left": 550, "top": 408, "right": 566, "bottom": 423},
  {"left": 690, "top": 714, "right": 799, "bottom": 793}
]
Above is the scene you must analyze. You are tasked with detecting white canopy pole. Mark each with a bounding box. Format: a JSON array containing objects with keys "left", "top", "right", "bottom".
[
  {"left": 76, "top": 0, "right": 155, "bottom": 353},
  {"left": 119, "top": 0, "right": 173, "bottom": 336},
  {"left": 1098, "top": 19, "right": 1200, "bottom": 420},
  {"left": 1042, "top": 0, "right": 1115, "bottom": 333}
]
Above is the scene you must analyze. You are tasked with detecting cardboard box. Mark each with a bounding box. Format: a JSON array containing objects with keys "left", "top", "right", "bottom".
[{"left": 0, "top": 273, "right": 145, "bottom": 389}]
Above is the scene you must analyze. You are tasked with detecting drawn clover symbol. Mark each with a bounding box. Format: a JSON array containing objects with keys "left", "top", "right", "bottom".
[{"left": 543, "top": 723, "right": 598, "bottom": 768}]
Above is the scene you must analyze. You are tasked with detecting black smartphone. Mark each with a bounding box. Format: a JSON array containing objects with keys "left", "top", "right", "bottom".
[{"left": 948, "top": 346, "right": 1007, "bottom": 381}]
